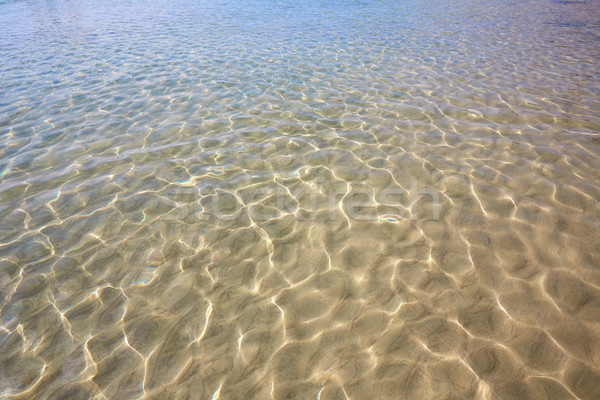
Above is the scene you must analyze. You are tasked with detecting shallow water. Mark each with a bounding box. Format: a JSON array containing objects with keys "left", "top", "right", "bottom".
[{"left": 1, "top": 0, "right": 600, "bottom": 398}]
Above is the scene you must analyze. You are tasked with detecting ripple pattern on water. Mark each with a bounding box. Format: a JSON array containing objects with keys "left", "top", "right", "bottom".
[{"left": 1, "top": 0, "right": 600, "bottom": 399}]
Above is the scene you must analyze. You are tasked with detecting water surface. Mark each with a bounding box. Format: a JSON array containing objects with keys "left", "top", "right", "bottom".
[{"left": 1, "top": 0, "right": 600, "bottom": 399}]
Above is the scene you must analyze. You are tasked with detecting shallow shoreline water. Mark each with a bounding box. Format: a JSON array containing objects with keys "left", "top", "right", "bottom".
[{"left": 1, "top": 0, "right": 600, "bottom": 399}]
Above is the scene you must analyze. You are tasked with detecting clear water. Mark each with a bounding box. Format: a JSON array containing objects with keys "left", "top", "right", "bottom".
[{"left": 1, "top": 0, "right": 600, "bottom": 398}]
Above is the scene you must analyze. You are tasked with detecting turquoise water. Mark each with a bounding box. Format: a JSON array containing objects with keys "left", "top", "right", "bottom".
[{"left": 1, "top": 0, "right": 600, "bottom": 399}]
